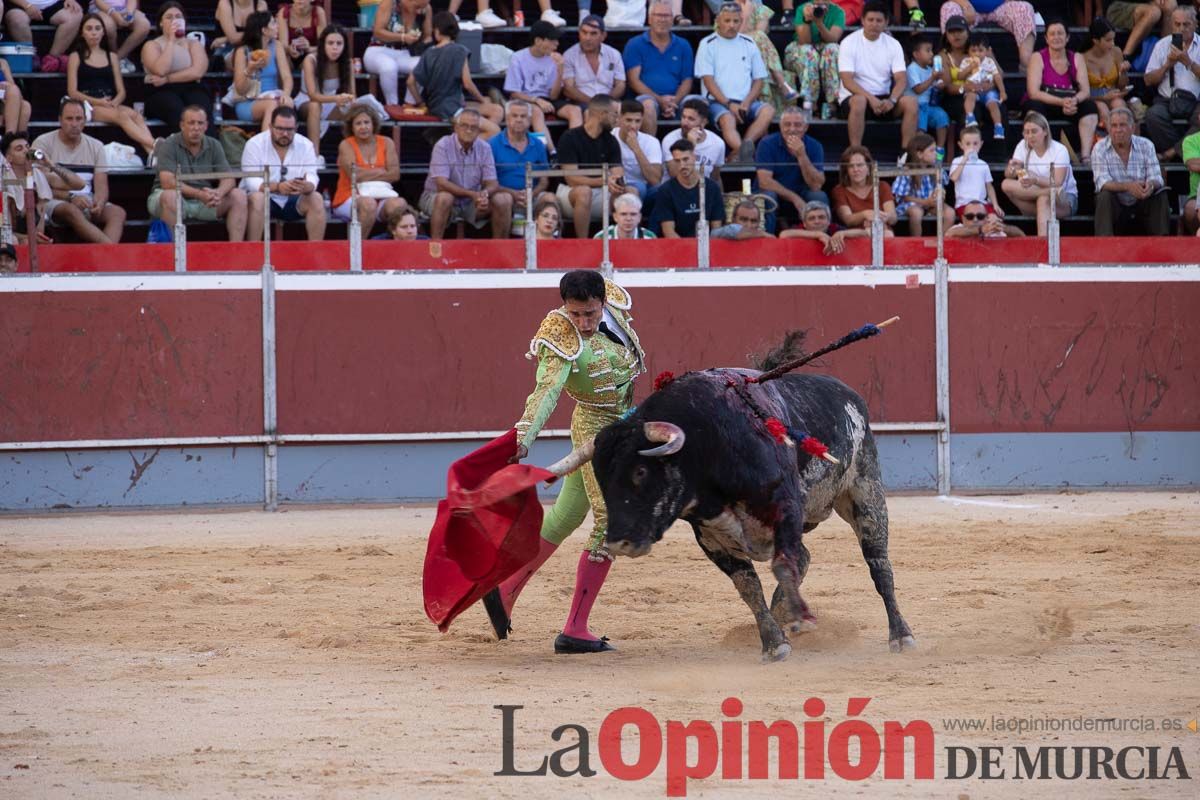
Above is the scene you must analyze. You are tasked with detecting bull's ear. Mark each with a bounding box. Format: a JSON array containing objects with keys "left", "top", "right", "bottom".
[{"left": 638, "top": 421, "right": 684, "bottom": 457}]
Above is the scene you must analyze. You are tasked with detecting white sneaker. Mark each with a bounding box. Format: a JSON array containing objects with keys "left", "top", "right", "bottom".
[
  {"left": 120, "top": 58, "right": 136, "bottom": 75},
  {"left": 475, "top": 9, "right": 506, "bottom": 28},
  {"left": 541, "top": 9, "right": 566, "bottom": 27}
]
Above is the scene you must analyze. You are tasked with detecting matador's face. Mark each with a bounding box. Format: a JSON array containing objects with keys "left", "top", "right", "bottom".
[{"left": 563, "top": 298, "right": 603, "bottom": 339}]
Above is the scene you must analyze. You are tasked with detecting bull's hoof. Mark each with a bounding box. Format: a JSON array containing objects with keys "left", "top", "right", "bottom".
[
  {"left": 889, "top": 634, "right": 917, "bottom": 653},
  {"left": 787, "top": 613, "right": 818, "bottom": 634},
  {"left": 482, "top": 589, "right": 511, "bottom": 641},
  {"left": 554, "top": 633, "right": 616, "bottom": 654},
  {"left": 762, "top": 642, "right": 792, "bottom": 663}
]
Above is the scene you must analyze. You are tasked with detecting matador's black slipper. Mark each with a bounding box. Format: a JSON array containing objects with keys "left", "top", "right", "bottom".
[
  {"left": 554, "top": 633, "right": 616, "bottom": 654},
  {"left": 482, "top": 589, "right": 511, "bottom": 640}
]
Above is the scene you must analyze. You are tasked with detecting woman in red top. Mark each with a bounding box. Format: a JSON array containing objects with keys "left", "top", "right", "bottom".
[
  {"left": 830, "top": 144, "right": 897, "bottom": 235},
  {"left": 277, "top": 0, "right": 327, "bottom": 62},
  {"left": 334, "top": 104, "right": 407, "bottom": 237}
]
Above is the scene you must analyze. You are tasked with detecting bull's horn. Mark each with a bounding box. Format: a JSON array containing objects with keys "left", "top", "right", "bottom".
[
  {"left": 638, "top": 421, "right": 685, "bottom": 457},
  {"left": 546, "top": 439, "right": 595, "bottom": 477}
]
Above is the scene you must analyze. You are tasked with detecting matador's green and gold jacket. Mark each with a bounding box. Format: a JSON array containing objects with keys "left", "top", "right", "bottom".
[{"left": 515, "top": 279, "right": 646, "bottom": 451}]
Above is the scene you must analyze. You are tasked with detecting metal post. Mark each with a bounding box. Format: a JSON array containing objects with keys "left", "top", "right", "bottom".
[
  {"left": 261, "top": 249, "right": 278, "bottom": 511},
  {"left": 261, "top": 167, "right": 271, "bottom": 269},
  {"left": 523, "top": 162, "right": 535, "bottom": 271},
  {"left": 599, "top": 163, "right": 612, "bottom": 277},
  {"left": 348, "top": 163, "right": 362, "bottom": 272},
  {"left": 870, "top": 166, "right": 883, "bottom": 267},
  {"left": 172, "top": 168, "right": 187, "bottom": 272},
  {"left": 697, "top": 173, "right": 709, "bottom": 269},
  {"left": 933, "top": 164, "right": 950, "bottom": 495},
  {"left": 1046, "top": 175, "right": 1060, "bottom": 266},
  {"left": 23, "top": 174, "right": 39, "bottom": 272},
  {"left": 0, "top": 180, "right": 12, "bottom": 247}
]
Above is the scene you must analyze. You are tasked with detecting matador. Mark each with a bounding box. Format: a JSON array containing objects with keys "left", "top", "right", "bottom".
[{"left": 483, "top": 269, "right": 645, "bottom": 654}]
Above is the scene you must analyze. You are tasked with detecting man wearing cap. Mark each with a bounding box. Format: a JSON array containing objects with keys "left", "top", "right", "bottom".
[
  {"left": 695, "top": 2, "right": 775, "bottom": 162},
  {"left": 560, "top": 15, "right": 627, "bottom": 128}
]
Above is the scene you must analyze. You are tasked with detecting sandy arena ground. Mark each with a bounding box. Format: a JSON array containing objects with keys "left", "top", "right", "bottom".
[{"left": 1, "top": 492, "right": 1199, "bottom": 799}]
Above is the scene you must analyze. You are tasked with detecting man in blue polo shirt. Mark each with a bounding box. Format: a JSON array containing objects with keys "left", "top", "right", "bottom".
[
  {"left": 695, "top": 2, "right": 774, "bottom": 162},
  {"left": 754, "top": 106, "right": 829, "bottom": 233},
  {"left": 623, "top": 1, "right": 696, "bottom": 136},
  {"left": 489, "top": 100, "right": 552, "bottom": 218}
]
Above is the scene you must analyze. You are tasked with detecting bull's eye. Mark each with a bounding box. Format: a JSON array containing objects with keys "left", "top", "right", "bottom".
[{"left": 632, "top": 463, "right": 649, "bottom": 486}]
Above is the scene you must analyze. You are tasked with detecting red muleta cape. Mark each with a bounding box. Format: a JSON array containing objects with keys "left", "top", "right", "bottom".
[{"left": 422, "top": 429, "right": 555, "bottom": 631}]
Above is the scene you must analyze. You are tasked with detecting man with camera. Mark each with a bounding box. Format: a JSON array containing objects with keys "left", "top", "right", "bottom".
[
  {"left": 1143, "top": 6, "right": 1200, "bottom": 159},
  {"left": 29, "top": 98, "right": 126, "bottom": 243}
]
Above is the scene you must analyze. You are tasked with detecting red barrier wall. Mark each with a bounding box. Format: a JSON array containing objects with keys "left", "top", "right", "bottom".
[
  {"left": 13, "top": 236, "right": 1200, "bottom": 273},
  {"left": 2, "top": 274, "right": 1197, "bottom": 445},
  {"left": 0, "top": 290, "right": 262, "bottom": 441}
]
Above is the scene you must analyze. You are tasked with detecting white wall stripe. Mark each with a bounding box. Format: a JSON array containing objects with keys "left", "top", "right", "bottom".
[{"left": 0, "top": 266, "right": 1197, "bottom": 293}]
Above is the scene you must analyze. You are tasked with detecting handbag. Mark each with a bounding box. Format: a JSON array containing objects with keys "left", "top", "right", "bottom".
[{"left": 1168, "top": 89, "right": 1197, "bottom": 119}]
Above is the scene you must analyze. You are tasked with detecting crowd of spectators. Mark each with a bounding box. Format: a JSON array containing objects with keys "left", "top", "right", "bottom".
[{"left": 2, "top": 0, "right": 1199, "bottom": 247}]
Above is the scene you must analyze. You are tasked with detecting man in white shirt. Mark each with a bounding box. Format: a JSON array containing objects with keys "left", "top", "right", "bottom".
[
  {"left": 660, "top": 97, "right": 725, "bottom": 183},
  {"left": 32, "top": 97, "right": 125, "bottom": 243},
  {"left": 1143, "top": 6, "right": 1200, "bottom": 158},
  {"left": 837, "top": 1, "right": 918, "bottom": 149},
  {"left": 694, "top": 2, "right": 774, "bottom": 162},
  {"left": 613, "top": 98, "right": 663, "bottom": 198},
  {"left": 241, "top": 106, "right": 326, "bottom": 241}
]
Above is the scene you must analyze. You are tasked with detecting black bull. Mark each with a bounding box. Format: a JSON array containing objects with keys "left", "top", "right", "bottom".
[{"left": 587, "top": 369, "right": 915, "bottom": 662}]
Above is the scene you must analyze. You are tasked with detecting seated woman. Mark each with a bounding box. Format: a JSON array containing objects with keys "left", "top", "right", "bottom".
[
  {"left": 784, "top": 0, "right": 845, "bottom": 121},
  {"left": 90, "top": 0, "right": 152, "bottom": 72},
  {"left": 1023, "top": 19, "right": 1099, "bottom": 165},
  {"left": 830, "top": 145, "right": 897, "bottom": 237},
  {"left": 140, "top": 3, "right": 210, "bottom": 132},
  {"left": 213, "top": 0, "right": 269, "bottom": 67},
  {"left": 0, "top": 58, "right": 32, "bottom": 136},
  {"left": 1083, "top": 16, "right": 1131, "bottom": 135},
  {"left": 364, "top": 0, "right": 433, "bottom": 108},
  {"left": 68, "top": 14, "right": 156, "bottom": 157},
  {"left": 1000, "top": 111, "right": 1079, "bottom": 237},
  {"left": 4, "top": 0, "right": 84, "bottom": 73},
  {"left": 300, "top": 25, "right": 359, "bottom": 151},
  {"left": 938, "top": 0, "right": 1037, "bottom": 70},
  {"left": 278, "top": 0, "right": 327, "bottom": 63},
  {"left": 333, "top": 104, "right": 407, "bottom": 237},
  {"left": 227, "top": 12, "right": 294, "bottom": 132},
  {"left": 532, "top": 196, "right": 561, "bottom": 240}
]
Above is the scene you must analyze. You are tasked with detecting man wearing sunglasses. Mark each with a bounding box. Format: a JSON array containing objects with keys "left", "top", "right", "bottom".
[
  {"left": 946, "top": 200, "right": 1024, "bottom": 238},
  {"left": 241, "top": 106, "right": 326, "bottom": 241}
]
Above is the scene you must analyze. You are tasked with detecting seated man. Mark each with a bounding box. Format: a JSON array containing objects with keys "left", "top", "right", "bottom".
[
  {"left": 945, "top": 199, "right": 1026, "bottom": 238},
  {"left": 1091, "top": 107, "right": 1170, "bottom": 236},
  {"left": 661, "top": 97, "right": 725, "bottom": 182},
  {"left": 556, "top": 94, "right": 628, "bottom": 238},
  {"left": 837, "top": 1, "right": 918, "bottom": 149},
  {"left": 780, "top": 199, "right": 871, "bottom": 253},
  {"left": 241, "top": 107, "right": 326, "bottom": 241},
  {"left": 613, "top": 99, "right": 663, "bottom": 199},
  {"left": 0, "top": 132, "right": 53, "bottom": 243},
  {"left": 32, "top": 98, "right": 125, "bottom": 243},
  {"left": 149, "top": 105, "right": 252, "bottom": 241},
  {"left": 754, "top": 106, "right": 829, "bottom": 233},
  {"left": 623, "top": 1, "right": 695, "bottom": 136},
  {"left": 650, "top": 138, "right": 726, "bottom": 237},
  {"left": 421, "top": 108, "right": 513, "bottom": 241},
  {"left": 560, "top": 15, "right": 626, "bottom": 128},
  {"left": 1141, "top": 6, "right": 1200, "bottom": 159},
  {"left": 712, "top": 198, "right": 775, "bottom": 239},
  {"left": 504, "top": 21, "right": 577, "bottom": 143},
  {"left": 593, "top": 192, "right": 656, "bottom": 239},
  {"left": 695, "top": 2, "right": 774, "bottom": 162},
  {"left": 489, "top": 100, "right": 553, "bottom": 216}
]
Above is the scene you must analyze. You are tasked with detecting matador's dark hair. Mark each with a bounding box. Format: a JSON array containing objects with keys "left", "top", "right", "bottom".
[{"left": 559, "top": 270, "right": 606, "bottom": 303}]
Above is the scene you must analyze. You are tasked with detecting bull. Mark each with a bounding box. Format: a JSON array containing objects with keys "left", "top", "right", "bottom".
[{"left": 548, "top": 366, "right": 915, "bottom": 662}]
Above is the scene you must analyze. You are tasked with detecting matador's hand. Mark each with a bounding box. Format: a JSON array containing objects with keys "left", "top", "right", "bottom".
[{"left": 509, "top": 444, "right": 528, "bottom": 464}]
